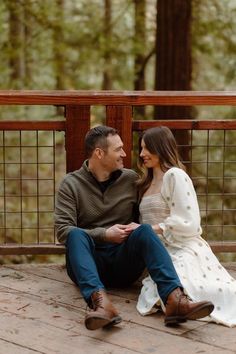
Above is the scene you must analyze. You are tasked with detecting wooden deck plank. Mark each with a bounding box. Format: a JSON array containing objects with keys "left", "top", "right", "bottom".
[
  {"left": 4, "top": 264, "right": 71, "bottom": 284},
  {"left": 0, "top": 297, "right": 232, "bottom": 354},
  {"left": 0, "top": 266, "right": 207, "bottom": 335},
  {"left": 0, "top": 264, "right": 235, "bottom": 354},
  {"left": 0, "top": 286, "right": 83, "bottom": 330},
  {"left": 184, "top": 323, "right": 236, "bottom": 352},
  {"left": 2, "top": 265, "right": 236, "bottom": 337},
  {"left": 0, "top": 309, "right": 232, "bottom": 354},
  {"left": 0, "top": 282, "right": 206, "bottom": 336},
  {"left": 0, "top": 338, "right": 41, "bottom": 354},
  {"left": 0, "top": 266, "right": 83, "bottom": 304},
  {"left": 0, "top": 311, "right": 138, "bottom": 354},
  {"left": 4, "top": 264, "right": 141, "bottom": 301}
]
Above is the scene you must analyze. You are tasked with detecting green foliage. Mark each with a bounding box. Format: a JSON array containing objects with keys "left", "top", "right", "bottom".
[
  {"left": 0, "top": 0, "right": 235, "bottom": 106},
  {"left": 192, "top": 0, "right": 236, "bottom": 120},
  {"left": 192, "top": 0, "right": 236, "bottom": 90}
]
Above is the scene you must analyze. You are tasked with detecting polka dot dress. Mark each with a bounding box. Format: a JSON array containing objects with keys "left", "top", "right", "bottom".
[{"left": 137, "top": 167, "right": 236, "bottom": 327}]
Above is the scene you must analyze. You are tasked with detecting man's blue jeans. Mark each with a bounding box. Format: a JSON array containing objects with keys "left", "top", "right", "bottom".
[{"left": 65, "top": 224, "right": 182, "bottom": 305}]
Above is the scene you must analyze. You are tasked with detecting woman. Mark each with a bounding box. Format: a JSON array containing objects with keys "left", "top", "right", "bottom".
[{"left": 136, "top": 126, "right": 236, "bottom": 327}]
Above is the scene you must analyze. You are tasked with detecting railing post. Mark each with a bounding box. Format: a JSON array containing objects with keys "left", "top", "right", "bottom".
[
  {"left": 106, "top": 105, "right": 133, "bottom": 168},
  {"left": 65, "top": 105, "right": 90, "bottom": 172}
]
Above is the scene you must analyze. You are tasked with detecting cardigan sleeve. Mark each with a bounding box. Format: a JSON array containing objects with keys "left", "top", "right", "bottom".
[{"left": 159, "top": 168, "right": 202, "bottom": 243}]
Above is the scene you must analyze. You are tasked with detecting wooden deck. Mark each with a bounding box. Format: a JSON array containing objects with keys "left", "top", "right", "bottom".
[{"left": 0, "top": 263, "right": 235, "bottom": 354}]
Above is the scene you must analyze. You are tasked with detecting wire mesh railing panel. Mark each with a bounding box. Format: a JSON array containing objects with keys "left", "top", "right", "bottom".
[
  {"left": 0, "top": 129, "right": 66, "bottom": 247},
  {"left": 178, "top": 129, "right": 236, "bottom": 244},
  {"left": 0, "top": 120, "right": 235, "bottom": 254}
]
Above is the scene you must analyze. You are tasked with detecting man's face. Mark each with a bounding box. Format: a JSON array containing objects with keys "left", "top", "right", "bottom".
[{"left": 101, "top": 134, "right": 126, "bottom": 172}]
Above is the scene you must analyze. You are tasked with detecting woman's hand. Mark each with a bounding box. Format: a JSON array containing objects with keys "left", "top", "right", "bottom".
[
  {"left": 125, "top": 222, "right": 140, "bottom": 231},
  {"left": 152, "top": 224, "right": 163, "bottom": 235}
]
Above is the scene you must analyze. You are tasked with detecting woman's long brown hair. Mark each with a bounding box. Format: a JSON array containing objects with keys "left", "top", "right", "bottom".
[{"left": 137, "top": 126, "right": 185, "bottom": 200}]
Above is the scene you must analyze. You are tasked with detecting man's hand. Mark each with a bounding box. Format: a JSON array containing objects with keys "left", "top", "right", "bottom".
[{"left": 105, "top": 224, "right": 133, "bottom": 244}]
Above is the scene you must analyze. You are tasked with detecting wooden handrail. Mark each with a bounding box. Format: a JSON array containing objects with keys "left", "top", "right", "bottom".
[{"left": 0, "top": 90, "right": 236, "bottom": 105}]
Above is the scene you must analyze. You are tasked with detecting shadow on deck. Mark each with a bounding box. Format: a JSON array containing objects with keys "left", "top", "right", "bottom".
[{"left": 0, "top": 263, "right": 235, "bottom": 354}]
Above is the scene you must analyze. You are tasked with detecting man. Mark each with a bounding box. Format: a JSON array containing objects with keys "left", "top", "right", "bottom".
[{"left": 55, "top": 125, "right": 214, "bottom": 330}]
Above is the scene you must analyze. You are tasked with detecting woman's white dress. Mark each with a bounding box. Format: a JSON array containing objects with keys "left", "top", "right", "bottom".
[{"left": 137, "top": 167, "right": 236, "bottom": 327}]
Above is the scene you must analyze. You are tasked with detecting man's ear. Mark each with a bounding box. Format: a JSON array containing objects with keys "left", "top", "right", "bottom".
[{"left": 94, "top": 147, "right": 104, "bottom": 159}]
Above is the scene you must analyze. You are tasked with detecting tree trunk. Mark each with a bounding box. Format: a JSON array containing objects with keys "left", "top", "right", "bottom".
[
  {"left": 154, "top": 0, "right": 192, "bottom": 162},
  {"left": 8, "top": 1, "right": 25, "bottom": 88},
  {"left": 134, "top": 0, "right": 146, "bottom": 91},
  {"left": 23, "top": 0, "right": 32, "bottom": 88},
  {"left": 53, "top": 0, "right": 65, "bottom": 116},
  {"left": 102, "top": 0, "right": 112, "bottom": 90},
  {"left": 134, "top": 0, "right": 146, "bottom": 118}
]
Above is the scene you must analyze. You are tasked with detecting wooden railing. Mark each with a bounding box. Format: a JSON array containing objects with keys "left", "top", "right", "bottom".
[{"left": 0, "top": 90, "right": 236, "bottom": 255}]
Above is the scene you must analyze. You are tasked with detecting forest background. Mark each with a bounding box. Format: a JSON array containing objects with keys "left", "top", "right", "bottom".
[{"left": 0, "top": 0, "right": 236, "bottom": 263}]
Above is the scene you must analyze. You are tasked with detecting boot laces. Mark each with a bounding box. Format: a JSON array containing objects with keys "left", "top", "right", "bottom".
[
  {"left": 92, "top": 291, "right": 104, "bottom": 310},
  {"left": 175, "top": 289, "right": 191, "bottom": 310}
]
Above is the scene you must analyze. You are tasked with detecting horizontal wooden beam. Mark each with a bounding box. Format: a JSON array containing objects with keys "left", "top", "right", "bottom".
[
  {"left": 0, "top": 244, "right": 65, "bottom": 255},
  {"left": 133, "top": 120, "right": 236, "bottom": 131},
  {"left": 0, "top": 242, "right": 235, "bottom": 255},
  {"left": 1, "top": 120, "right": 236, "bottom": 132},
  {"left": 0, "top": 90, "right": 236, "bottom": 106},
  {"left": 209, "top": 242, "right": 236, "bottom": 253},
  {"left": 0, "top": 121, "right": 66, "bottom": 131}
]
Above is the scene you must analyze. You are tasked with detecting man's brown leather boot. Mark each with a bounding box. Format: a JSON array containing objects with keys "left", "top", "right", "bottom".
[
  {"left": 85, "top": 289, "right": 122, "bottom": 330},
  {"left": 165, "top": 288, "right": 214, "bottom": 326}
]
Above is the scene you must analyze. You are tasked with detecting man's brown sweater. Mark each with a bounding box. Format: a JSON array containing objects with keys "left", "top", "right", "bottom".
[{"left": 55, "top": 161, "right": 138, "bottom": 244}]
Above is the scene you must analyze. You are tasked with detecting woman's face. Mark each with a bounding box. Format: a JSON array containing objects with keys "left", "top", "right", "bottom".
[{"left": 140, "top": 139, "right": 160, "bottom": 168}]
